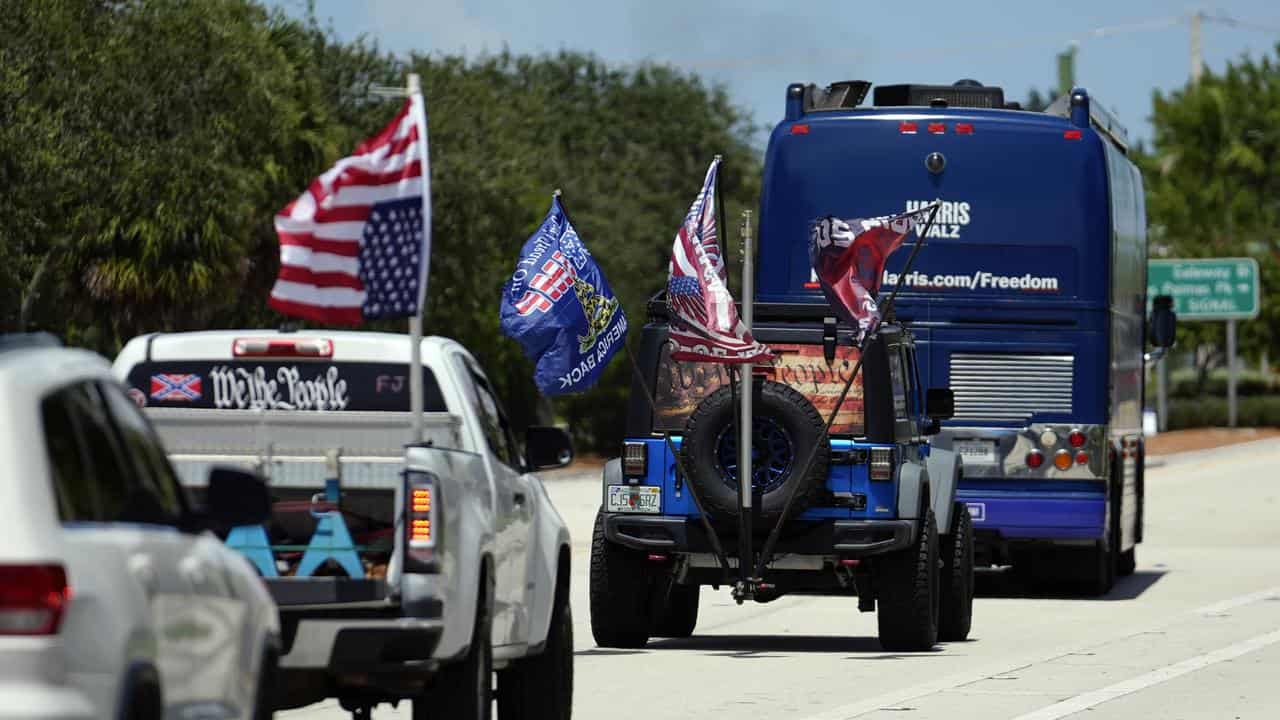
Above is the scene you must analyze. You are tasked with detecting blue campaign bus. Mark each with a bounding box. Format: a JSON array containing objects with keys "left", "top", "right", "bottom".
[{"left": 756, "top": 80, "right": 1173, "bottom": 593}]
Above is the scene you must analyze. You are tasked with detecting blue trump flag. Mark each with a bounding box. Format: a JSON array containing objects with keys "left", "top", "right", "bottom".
[{"left": 500, "top": 197, "right": 628, "bottom": 396}]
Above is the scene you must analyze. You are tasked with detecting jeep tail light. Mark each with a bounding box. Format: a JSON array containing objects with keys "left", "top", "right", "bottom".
[
  {"left": 0, "top": 565, "right": 69, "bottom": 635},
  {"left": 870, "top": 447, "right": 894, "bottom": 481},
  {"left": 233, "top": 337, "right": 333, "bottom": 358},
  {"left": 1068, "top": 430, "right": 1086, "bottom": 448},
  {"left": 1053, "top": 449, "right": 1073, "bottom": 470},
  {"left": 404, "top": 471, "right": 438, "bottom": 567},
  {"left": 623, "top": 442, "right": 647, "bottom": 477},
  {"left": 1026, "top": 450, "right": 1044, "bottom": 469}
]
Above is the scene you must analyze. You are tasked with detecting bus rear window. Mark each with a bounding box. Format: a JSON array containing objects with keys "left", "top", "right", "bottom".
[
  {"left": 654, "top": 343, "right": 864, "bottom": 435},
  {"left": 124, "top": 361, "right": 447, "bottom": 413}
]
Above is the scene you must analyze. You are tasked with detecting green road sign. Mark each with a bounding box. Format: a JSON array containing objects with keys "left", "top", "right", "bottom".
[{"left": 1147, "top": 258, "right": 1260, "bottom": 320}]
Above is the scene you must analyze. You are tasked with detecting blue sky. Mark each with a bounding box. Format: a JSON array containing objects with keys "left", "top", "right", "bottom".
[{"left": 273, "top": 1, "right": 1279, "bottom": 148}]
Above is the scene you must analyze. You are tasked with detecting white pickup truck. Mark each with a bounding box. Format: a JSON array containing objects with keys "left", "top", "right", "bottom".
[{"left": 113, "top": 330, "right": 574, "bottom": 720}]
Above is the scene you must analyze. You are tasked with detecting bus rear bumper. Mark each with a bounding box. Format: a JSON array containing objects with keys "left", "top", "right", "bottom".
[{"left": 958, "top": 490, "right": 1105, "bottom": 541}]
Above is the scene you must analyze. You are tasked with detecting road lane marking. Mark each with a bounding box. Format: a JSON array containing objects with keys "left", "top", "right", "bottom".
[
  {"left": 801, "top": 585, "right": 1280, "bottom": 720},
  {"left": 1010, "top": 627, "right": 1280, "bottom": 720}
]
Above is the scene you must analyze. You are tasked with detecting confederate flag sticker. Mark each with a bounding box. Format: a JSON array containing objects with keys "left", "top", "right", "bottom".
[{"left": 149, "top": 373, "right": 203, "bottom": 402}]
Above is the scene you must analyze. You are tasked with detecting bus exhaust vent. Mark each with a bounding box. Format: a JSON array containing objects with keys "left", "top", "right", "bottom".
[
  {"left": 948, "top": 353, "right": 1073, "bottom": 422},
  {"left": 873, "top": 82, "right": 1005, "bottom": 109}
]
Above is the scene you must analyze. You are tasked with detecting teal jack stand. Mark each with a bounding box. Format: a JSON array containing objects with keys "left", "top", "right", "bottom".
[
  {"left": 226, "top": 524, "right": 278, "bottom": 577},
  {"left": 296, "top": 477, "right": 365, "bottom": 579}
]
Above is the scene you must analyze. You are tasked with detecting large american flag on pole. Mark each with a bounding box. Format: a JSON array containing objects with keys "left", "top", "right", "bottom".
[
  {"left": 269, "top": 98, "right": 429, "bottom": 324},
  {"left": 666, "top": 158, "right": 771, "bottom": 364}
]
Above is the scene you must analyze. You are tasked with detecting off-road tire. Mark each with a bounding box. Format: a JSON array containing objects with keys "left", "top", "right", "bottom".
[
  {"left": 938, "top": 503, "right": 974, "bottom": 642},
  {"left": 682, "top": 380, "right": 829, "bottom": 524},
  {"left": 1118, "top": 547, "right": 1136, "bottom": 577},
  {"left": 590, "top": 510, "right": 652, "bottom": 648},
  {"left": 497, "top": 582, "right": 573, "bottom": 720},
  {"left": 876, "top": 510, "right": 940, "bottom": 652},
  {"left": 652, "top": 583, "right": 699, "bottom": 638},
  {"left": 419, "top": 570, "right": 493, "bottom": 720}
]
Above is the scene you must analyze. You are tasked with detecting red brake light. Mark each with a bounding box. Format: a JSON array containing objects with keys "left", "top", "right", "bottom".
[
  {"left": 0, "top": 565, "right": 69, "bottom": 635},
  {"left": 1025, "top": 451, "right": 1044, "bottom": 469},
  {"left": 1064, "top": 129, "right": 1083, "bottom": 140},
  {"left": 791, "top": 123, "right": 810, "bottom": 135},
  {"left": 900, "top": 122, "right": 918, "bottom": 134},
  {"left": 927, "top": 122, "right": 945, "bottom": 134},
  {"left": 1068, "top": 430, "right": 1086, "bottom": 448},
  {"left": 1075, "top": 451, "right": 1090, "bottom": 466},
  {"left": 233, "top": 338, "right": 333, "bottom": 358},
  {"left": 955, "top": 123, "right": 974, "bottom": 135}
]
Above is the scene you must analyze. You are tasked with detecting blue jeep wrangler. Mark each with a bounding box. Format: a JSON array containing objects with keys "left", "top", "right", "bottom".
[{"left": 590, "top": 304, "right": 973, "bottom": 651}]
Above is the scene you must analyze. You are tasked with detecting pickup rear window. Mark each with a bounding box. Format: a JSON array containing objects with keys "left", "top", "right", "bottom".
[
  {"left": 124, "top": 361, "right": 447, "bottom": 413},
  {"left": 654, "top": 342, "right": 864, "bottom": 435}
]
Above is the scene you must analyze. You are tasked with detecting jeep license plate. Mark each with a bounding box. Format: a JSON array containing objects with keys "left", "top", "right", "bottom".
[
  {"left": 607, "top": 485, "right": 661, "bottom": 514},
  {"left": 955, "top": 439, "right": 998, "bottom": 466}
]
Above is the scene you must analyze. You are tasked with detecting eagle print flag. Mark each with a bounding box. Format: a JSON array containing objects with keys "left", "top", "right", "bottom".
[
  {"left": 666, "top": 158, "right": 771, "bottom": 364},
  {"left": 809, "top": 203, "right": 938, "bottom": 338}
]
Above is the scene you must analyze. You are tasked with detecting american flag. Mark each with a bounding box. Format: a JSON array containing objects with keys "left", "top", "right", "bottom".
[
  {"left": 666, "top": 158, "right": 771, "bottom": 364},
  {"left": 269, "top": 98, "right": 429, "bottom": 324},
  {"left": 809, "top": 203, "right": 937, "bottom": 339}
]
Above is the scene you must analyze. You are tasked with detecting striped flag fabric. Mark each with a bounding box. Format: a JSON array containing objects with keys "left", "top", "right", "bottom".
[
  {"left": 808, "top": 203, "right": 937, "bottom": 339},
  {"left": 269, "top": 98, "right": 430, "bottom": 324},
  {"left": 666, "top": 158, "right": 771, "bottom": 364}
]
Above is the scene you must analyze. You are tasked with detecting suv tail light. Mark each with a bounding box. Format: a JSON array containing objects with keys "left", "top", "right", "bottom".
[
  {"left": 622, "top": 442, "right": 647, "bottom": 477},
  {"left": 404, "top": 471, "right": 439, "bottom": 569},
  {"left": 0, "top": 565, "right": 69, "bottom": 635},
  {"left": 870, "top": 447, "right": 894, "bottom": 481}
]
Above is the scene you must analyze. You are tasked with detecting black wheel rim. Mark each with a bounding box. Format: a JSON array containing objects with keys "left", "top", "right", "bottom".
[{"left": 714, "top": 416, "right": 795, "bottom": 494}]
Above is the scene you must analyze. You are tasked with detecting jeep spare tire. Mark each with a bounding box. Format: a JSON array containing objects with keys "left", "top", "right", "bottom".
[{"left": 682, "top": 379, "right": 829, "bottom": 524}]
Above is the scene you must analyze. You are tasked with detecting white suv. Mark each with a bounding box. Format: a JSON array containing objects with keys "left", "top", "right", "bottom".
[{"left": 0, "top": 334, "right": 281, "bottom": 719}]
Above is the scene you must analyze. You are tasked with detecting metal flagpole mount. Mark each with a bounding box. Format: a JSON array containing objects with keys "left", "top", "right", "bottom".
[{"left": 733, "top": 209, "right": 759, "bottom": 604}]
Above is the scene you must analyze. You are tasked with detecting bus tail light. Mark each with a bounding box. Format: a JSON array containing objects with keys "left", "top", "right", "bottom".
[
  {"left": 0, "top": 565, "right": 69, "bottom": 636},
  {"left": 1026, "top": 450, "right": 1044, "bottom": 469},
  {"left": 1064, "top": 129, "right": 1083, "bottom": 140},
  {"left": 1068, "top": 430, "right": 1086, "bottom": 448},
  {"left": 1075, "top": 451, "right": 1090, "bottom": 465},
  {"left": 955, "top": 123, "right": 974, "bottom": 135},
  {"left": 1053, "top": 450, "right": 1073, "bottom": 470},
  {"left": 900, "top": 122, "right": 918, "bottom": 134},
  {"left": 927, "top": 122, "right": 946, "bottom": 134},
  {"left": 870, "top": 447, "right": 894, "bottom": 481}
]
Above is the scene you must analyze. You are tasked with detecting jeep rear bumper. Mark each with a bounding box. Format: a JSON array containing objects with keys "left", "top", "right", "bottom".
[{"left": 603, "top": 513, "right": 915, "bottom": 557}]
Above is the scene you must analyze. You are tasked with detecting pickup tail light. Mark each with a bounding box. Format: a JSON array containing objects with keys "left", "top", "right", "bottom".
[
  {"left": 0, "top": 565, "right": 69, "bottom": 635},
  {"left": 404, "top": 471, "right": 439, "bottom": 570},
  {"left": 622, "top": 442, "right": 647, "bottom": 478},
  {"left": 870, "top": 447, "right": 894, "bottom": 481},
  {"left": 233, "top": 337, "right": 333, "bottom": 358}
]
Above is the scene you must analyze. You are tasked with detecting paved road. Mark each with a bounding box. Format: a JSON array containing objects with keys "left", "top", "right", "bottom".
[{"left": 285, "top": 439, "right": 1280, "bottom": 719}]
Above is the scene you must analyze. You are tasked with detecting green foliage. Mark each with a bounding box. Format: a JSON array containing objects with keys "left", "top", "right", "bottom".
[
  {"left": 1, "top": 0, "right": 761, "bottom": 452},
  {"left": 1166, "top": 395, "right": 1280, "bottom": 429},
  {"left": 1136, "top": 46, "right": 1280, "bottom": 370},
  {"left": 1168, "top": 367, "right": 1280, "bottom": 399}
]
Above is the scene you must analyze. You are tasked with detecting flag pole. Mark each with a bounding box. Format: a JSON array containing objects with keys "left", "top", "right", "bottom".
[
  {"left": 753, "top": 203, "right": 941, "bottom": 579},
  {"left": 407, "top": 72, "right": 432, "bottom": 443},
  {"left": 736, "top": 206, "right": 756, "bottom": 601}
]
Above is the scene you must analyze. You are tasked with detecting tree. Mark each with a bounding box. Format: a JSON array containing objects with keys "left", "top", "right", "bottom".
[{"left": 1137, "top": 45, "right": 1280, "bottom": 385}]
